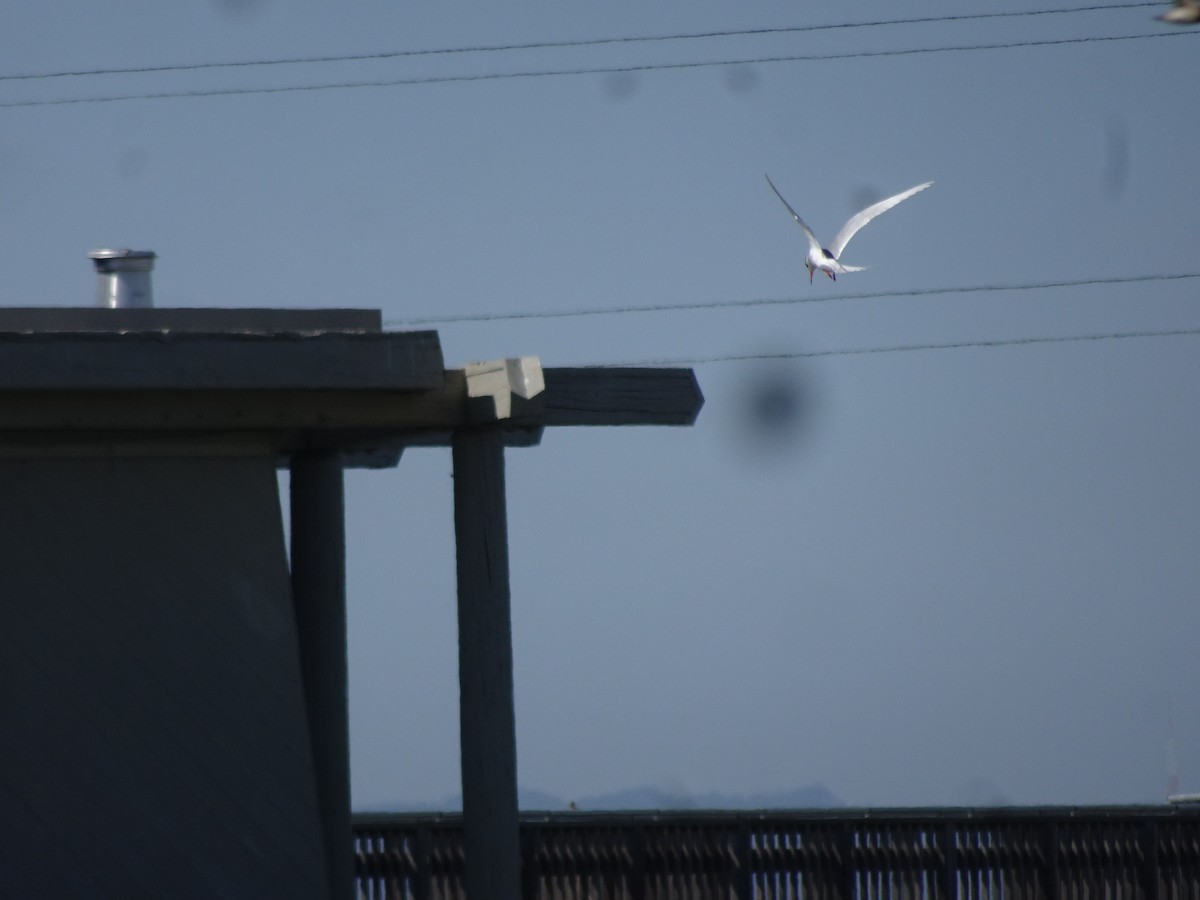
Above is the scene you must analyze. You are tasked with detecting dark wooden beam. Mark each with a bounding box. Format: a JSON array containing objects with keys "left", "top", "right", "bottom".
[
  {"left": 289, "top": 452, "right": 353, "bottom": 900},
  {"left": 520, "top": 367, "right": 703, "bottom": 427},
  {"left": 0, "top": 331, "right": 444, "bottom": 390},
  {"left": 0, "top": 307, "right": 383, "bottom": 334},
  {"left": 452, "top": 429, "right": 522, "bottom": 900},
  {"left": 0, "top": 359, "right": 701, "bottom": 469},
  {"left": 0, "top": 368, "right": 700, "bottom": 432}
]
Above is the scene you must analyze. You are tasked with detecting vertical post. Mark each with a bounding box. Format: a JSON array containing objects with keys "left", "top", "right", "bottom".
[
  {"left": 1141, "top": 820, "right": 1161, "bottom": 900},
  {"left": 732, "top": 818, "right": 752, "bottom": 900},
  {"left": 1040, "top": 821, "right": 1061, "bottom": 900},
  {"left": 290, "top": 452, "right": 353, "bottom": 900},
  {"left": 940, "top": 820, "right": 957, "bottom": 900},
  {"left": 452, "top": 428, "right": 522, "bottom": 900}
]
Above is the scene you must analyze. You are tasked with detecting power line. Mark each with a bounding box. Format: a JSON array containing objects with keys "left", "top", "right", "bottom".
[
  {"left": 0, "top": 2, "right": 1162, "bottom": 83},
  {"left": 2, "top": 29, "right": 1194, "bottom": 110},
  {"left": 606, "top": 327, "right": 1200, "bottom": 367},
  {"left": 384, "top": 273, "right": 1200, "bottom": 327}
]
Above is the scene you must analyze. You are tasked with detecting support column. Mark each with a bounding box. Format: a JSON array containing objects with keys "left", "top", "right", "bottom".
[
  {"left": 452, "top": 428, "right": 521, "bottom": 900},
  {"left": 290, "top": 452, "right": 353, "bottom": 900}
]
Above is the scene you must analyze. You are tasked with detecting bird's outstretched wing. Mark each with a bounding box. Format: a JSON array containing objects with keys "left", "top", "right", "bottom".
[
  {"left": 828, "top": 181, "right": 932, "bottom": 260},
  {"left": 1160, "top": 0, "right": 1200, "bottom": 22},
  {"left": 765, "top": 174, "right": 821, "bottom": 255}
]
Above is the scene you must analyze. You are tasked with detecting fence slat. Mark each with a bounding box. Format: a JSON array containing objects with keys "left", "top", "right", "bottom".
[{"left": 351, "top": 808, "right": 1200, "bottom": 900}]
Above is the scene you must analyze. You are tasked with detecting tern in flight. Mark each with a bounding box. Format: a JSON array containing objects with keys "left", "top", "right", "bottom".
[{"left": 765, "top": 174, "right": 932, "bottom": 282}]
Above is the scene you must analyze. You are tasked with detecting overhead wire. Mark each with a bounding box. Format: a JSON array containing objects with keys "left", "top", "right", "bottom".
[
  {"left": 1, "top": 28, "right": 1195, "bottom": 109},
  {"left": 0, "top": 2, "right": 1164, "bottom": 83},
  {"left": 0, "top": 9, "right": 1186, "bottom": 364},
  {"left": 4, "top": 9, "right": 1192, "bottom": 363},
  {"left": 601, "top": 327, "right": 1200, "bottom": 367},
  {"left": 383, "top": 273, "right": 1200, "bottom": 327}
]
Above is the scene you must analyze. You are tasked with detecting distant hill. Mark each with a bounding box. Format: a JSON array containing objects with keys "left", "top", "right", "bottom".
[
  {"left": 571, "top": 784, "right": 842, "bottom": 811},
  {"left": 363, "top": 783, "right": 842, "bottom": 814}
]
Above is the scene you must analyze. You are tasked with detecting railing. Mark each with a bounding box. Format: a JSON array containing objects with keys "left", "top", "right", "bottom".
[{"left": 353, "top": 807, "right": 1200, "bottom": 900}]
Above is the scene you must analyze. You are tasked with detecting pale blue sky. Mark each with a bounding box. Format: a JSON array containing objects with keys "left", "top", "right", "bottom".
[{"left": 3, "top": 1, "right": 1198, "bottom": 809}]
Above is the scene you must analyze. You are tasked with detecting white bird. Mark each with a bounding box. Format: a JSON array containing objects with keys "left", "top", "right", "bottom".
[
  {"left": 765, "top": 174, "right": 932, "bottom": 283},
  {"left": 1159, "top": 0, "right": 1200, "bottom": 23}
]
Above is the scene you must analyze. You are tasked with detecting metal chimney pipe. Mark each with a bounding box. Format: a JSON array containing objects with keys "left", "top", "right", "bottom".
[{"left": 89, "top": 249, "right": 156, "bottom": 308}]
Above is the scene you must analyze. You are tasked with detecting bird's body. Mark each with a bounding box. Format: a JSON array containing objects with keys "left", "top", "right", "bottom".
[
  {"left": 1159, "top": 0, "right": 1200, "bottom": 23},
  {"left": 765, "top": 174, "right": 932, "bottom": 282}
]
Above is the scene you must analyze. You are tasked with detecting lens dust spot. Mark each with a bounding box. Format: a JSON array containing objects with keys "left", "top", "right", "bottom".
[
  {"left": 849, "top": 185, "right": 883, "bottom": 215},
  {"left": 722, "top": 65, "right": 760, "bottom": 95},
  {"left": 213, "top": 0, "right": 270, "bottom": 17},
  {"left": 603, "top": 72, "right": 639, "bottom": 101},
  {"left": 1101, "top": 119, "right": 1130, "bottom": 201},
  {"left": 116, "top": 148, "right": 149, "bottom": 181},
  {"left": 734, "top": 359, "right": 821, "bottom": 460}
]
